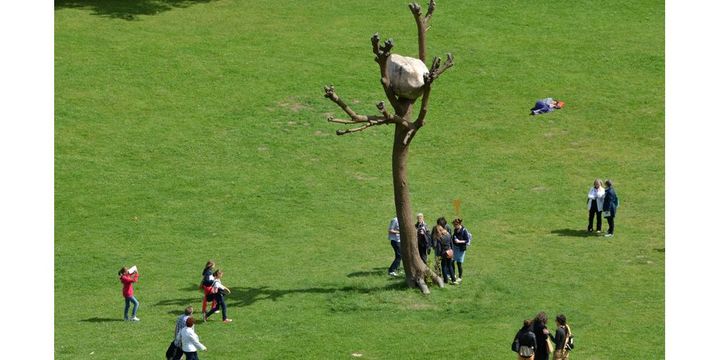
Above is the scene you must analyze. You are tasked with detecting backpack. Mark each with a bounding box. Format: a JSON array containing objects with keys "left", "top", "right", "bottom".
[{"left": 518, "top": 345, "right": 533, "bottom": 357}]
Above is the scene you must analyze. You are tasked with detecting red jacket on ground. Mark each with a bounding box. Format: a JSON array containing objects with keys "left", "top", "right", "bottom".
[{"left": 120, "top": 273, "right": 139, "bottom": 298}]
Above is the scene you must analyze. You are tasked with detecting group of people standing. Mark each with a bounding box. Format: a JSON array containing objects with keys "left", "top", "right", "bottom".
[
  {"left": 387, "top": 214, "right": 473, "bottom": 285},
  {"left": 513, "top": 312, "right": 573, "bottom": 360},
  {"left": 586, "top": 179, "right": 620, "bottom": 237}
]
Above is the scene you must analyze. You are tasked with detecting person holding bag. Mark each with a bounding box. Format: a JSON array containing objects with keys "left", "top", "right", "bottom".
[
  {"left": 513, "top": 319, "right": 537, "bottom": 359},
  {"left": 549, "top": 314, "right": 572, "bottom": 360},
  {"left": 432, "top": 224, "right": 456, "bottom": 285}
]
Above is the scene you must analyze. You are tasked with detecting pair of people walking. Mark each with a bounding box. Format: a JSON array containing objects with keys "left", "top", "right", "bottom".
[
  {"left": 586, "top": 179, "right": 619, "bottom": 237},
  {"left": 199, "top": 261, "right": 232, "bottom": 323},
  {"left": 166, "top": 306, "right": 208, "bottom": 360}
]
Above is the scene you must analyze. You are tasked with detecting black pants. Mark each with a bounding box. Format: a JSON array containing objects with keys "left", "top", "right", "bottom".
[
  {"left": 207, "top": 293, "right": 227, "bottom": 320},
  {"left": 184, "top": 351, "right": 199, "bottom": 360},
  {"left": 418, "top": 244, "right": 428, "bottom": 264},
  {"left": 606, "top": 215, "right": 615, "bottom": 234},
  {"left": 588, "top": 200, "right": 602, "bottom": 231},
  {"left": 388, "top": 241, "right": 401, "bottom": 273},
  {"left": 441, "top": 256, "right": 455, "bottom": 282}
]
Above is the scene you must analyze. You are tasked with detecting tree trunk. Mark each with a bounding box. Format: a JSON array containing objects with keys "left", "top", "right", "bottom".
[{"left": 391, "top": 110, "right": 443, "bottom": 293}]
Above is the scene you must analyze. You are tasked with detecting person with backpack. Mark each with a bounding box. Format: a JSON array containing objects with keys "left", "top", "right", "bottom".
[
  {"left": 451, "top": 218, "right": 472, "bottom": 282},
  {"left": 602, "top": 179, "right": 619, "bottom": 237},
  {"left": 415, "top": 213, "right": 431, "bottom": 265},
  {"left": 513, "top": 319, "right": 538, "bottom": 359},
  {"left": 118, "top": 266, "right": 140, "bottom": 321},
  {"left": 549, "top": 314, "right": 572, "bottom": 360},
  {"left": 205, "top": 270, "right": 232, "bottom": 323}
]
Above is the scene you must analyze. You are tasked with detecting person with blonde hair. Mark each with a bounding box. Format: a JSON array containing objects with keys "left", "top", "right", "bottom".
[
  {"left": 586, "top": 179, "right": 605, "bottom": 233},
  {"left": 432, "top": 224, "right": 456, "bottom": 284}
]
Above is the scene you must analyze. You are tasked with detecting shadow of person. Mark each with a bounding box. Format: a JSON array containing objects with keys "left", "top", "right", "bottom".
[
  {"left": 80, "top": 317, "right": 125, "bottom": 323},
  {"left": 550, "top": 228, "right": 596, "bottom": 237},
  {"left": 346, "top": 267, "right": 387, "bottom": 278}
]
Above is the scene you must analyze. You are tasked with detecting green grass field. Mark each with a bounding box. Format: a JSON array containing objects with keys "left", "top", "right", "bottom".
[{"left": 55, "top": 0, "right": 664, "bottom": 358}]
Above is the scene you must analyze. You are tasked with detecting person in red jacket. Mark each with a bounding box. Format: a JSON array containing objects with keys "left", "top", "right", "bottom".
[{"left": 118, "top": 266, "right": 140, "bottom": 321}]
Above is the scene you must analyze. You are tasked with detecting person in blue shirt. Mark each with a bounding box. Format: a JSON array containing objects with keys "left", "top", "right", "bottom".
[
  {"left": 602, "top": 179, "right": 619, "bottom": 237},
  {"left": 530, "top": 98, "right": 564, "bottom": 115},
  {"left": 387, "top": 216, "right": 401, "bottom": 277}
]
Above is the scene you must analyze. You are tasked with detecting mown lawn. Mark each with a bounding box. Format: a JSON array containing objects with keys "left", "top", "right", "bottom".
[{"left": 55, "top": 0, "right": 664, "bottom": 358}]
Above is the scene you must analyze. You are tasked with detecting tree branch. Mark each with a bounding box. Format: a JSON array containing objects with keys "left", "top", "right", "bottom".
[
  {"left": 371, "top": 34, "right": 400, "bottom": 110},
  {"left": 426, "top": 53, "right": 454, "bottom": 85}
]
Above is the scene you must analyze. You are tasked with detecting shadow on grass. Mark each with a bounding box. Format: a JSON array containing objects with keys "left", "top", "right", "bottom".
[
  {"left": 155, "top": 297, "right": 199, "bottom": 307},
  {"left": 224, "top": 282, "right": 407, "bottom": 309},
  {"left": 346, "top": 267, "right": 387, "bottom": 278},
  {"left": 55, "top": 0, "right": 215, "bottom": 21},
  {"left": 550, "top": 228, "right": 595, "bottom": 237},
  {"left": 80, "top": 317, "right": 125, "bottom": 322}
]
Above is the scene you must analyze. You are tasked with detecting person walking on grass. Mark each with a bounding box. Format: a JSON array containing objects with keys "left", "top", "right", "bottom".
[
  {"left": 166, "top": 306, "right": 193, "bottom": 360},
  {"left": 586, "top": 179, "right": 605, "bottom": 233},
  {"left": 451, "top": 218, "right": 472, "bottom": 282},
  {"left": 549, "top": 314, "right": 572, "bottom": 360},
  {"left": 118, "top": 266, "right": 140, "bottom": 321},
  {"left": 387, "top": 216, "right": 402, "bottom": 277},
  {"left": 602, "top": 179, "right": 619, "bottom": 237},
  {"left": 199, "top": 260, "right": 217, "bottom": 319},
  {"left": 175, "top": 317, "right": 207, "bottom": 360},
  {"left": 205, "top": 270, "right": 232, "bottom": 323}
]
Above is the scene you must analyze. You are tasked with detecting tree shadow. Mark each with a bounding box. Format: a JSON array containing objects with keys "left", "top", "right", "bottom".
[
  {"left": 346, "top": 267, "right": 387, "bottom": 278},
  {"left": 55, "top": 0, "right": 216, "bottom": 21},
  {"left": 550, "top": 228, "right": 595, "bottom": 238},
  {"left": 80, "top": 317, "right": 125, "bottom": 323}
]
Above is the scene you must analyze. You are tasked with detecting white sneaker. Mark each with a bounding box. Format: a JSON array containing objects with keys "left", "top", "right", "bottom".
[
  {"left": 456, "top": 278, "right": 462, "bottom": 283},
  {"left": 130, "top": 316, "right": 140, "bottom": 321},
  {"left": 388, "top": 271, "right": 399, "bottom": 277},
  {"left": 604, "top": 233, "right": 614, "bottom": 237}
]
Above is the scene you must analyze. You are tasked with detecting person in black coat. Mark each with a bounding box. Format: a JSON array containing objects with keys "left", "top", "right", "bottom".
[
  {"left": 602, "top": 179, "right": 619, "bottom": 237},
  {"left": 514, "top": 319, "right": 538, "bottom": 359},
  {"left": 532, "top": 312, "right": 550, "bottom": 360}
]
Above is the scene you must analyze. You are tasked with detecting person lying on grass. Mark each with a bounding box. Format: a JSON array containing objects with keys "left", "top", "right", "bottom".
[{"left": 530, "top": 98, "right": 565, "bottom": 115}]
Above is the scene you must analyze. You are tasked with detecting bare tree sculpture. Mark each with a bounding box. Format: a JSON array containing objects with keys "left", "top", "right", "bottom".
[{"left": 324, "top": 0, "right": 454, "bottom": 294}]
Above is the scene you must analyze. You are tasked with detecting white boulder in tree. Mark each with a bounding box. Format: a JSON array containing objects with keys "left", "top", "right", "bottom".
[{"left": 385, "top": 54, "right": 429, "bottom": 100}]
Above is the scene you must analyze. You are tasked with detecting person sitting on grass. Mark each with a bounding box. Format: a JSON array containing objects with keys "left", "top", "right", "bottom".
[
  {"left": 530, "top": 98, "right": 565, "bottom": 115},
  {"left": 205, "top": 270, "right": 232, "bottom": 323}
]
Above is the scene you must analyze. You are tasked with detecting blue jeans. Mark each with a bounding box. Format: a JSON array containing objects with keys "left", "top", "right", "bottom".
[
  {"left": 388, "top": 240, "right": 402, "bottom": 273},
  {"left": 124, "top": 296, "right": 139, "bottom": 319}
]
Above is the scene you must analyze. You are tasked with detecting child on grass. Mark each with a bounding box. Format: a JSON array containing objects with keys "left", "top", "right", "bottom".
[{"left": 118, "top": 266, "right": 140, "bottom": 321}]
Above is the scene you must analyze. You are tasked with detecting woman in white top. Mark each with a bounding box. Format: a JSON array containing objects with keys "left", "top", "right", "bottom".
[
  {"left": 587, "top": 178, "right": 605, "bottom": 233},
  {"left": 205, "top": 270, "right": 232, "bottom": 323},
  {"left": 175, "top": 317, "right": 206, "bottom": 360}
]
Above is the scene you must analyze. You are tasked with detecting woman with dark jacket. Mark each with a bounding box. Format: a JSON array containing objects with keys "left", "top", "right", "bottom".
[
  {"left": 532, "top": 312, "right": 551, "bottom": 360},
  {"left": 514, "top": 319, "right": 538, "bottom": 359},
  {"left": 549, "top": 314, "right": 571, "bottom": 360},
  {"left": 602, "top": 179, "right": 619, "bottom": 237}
]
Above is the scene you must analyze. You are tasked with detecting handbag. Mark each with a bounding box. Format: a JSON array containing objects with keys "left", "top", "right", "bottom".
[
  {"left": 602, "top": 210, "right": 611, "bottom": 218},
  {"left": 443, "top": 249, "right": 454, "bottom": 259},
  {"left": 518, "top": 345, "right": 533, "bottom": 357}
]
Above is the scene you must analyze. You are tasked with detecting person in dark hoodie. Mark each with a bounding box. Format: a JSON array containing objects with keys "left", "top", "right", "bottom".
[{"left": 532, "top": 312, "right": 551, "bottom": 360}]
